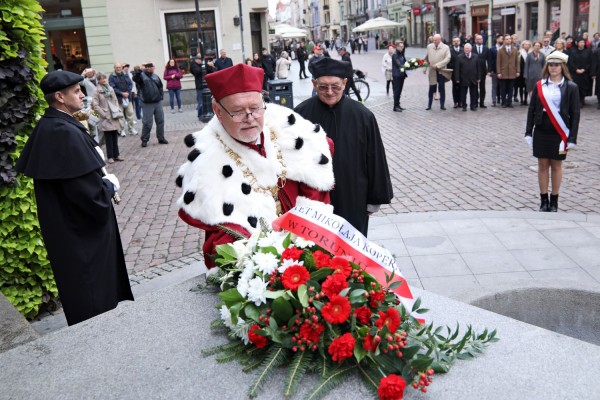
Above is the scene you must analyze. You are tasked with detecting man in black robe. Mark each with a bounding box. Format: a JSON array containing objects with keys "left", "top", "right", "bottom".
[
  {"left": 294, "top": 57, "right": 394, "bottom": 236},
  {"left": 16, "top": 71, "right": 134, "bottom": 326}
]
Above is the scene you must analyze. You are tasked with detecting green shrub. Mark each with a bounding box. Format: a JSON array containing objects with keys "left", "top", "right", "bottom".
[{"left": 0, "top": 0, "right": 57, "bottom": 318}]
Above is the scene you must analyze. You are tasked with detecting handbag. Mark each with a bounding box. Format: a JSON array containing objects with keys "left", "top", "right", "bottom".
[{"left": 108, "top": 101, "right": 123, "bottom": 119}]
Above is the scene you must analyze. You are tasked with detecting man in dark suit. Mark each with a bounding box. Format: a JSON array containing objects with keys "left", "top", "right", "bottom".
[
  {"left": 449, "top": 37, "right": 462, "bottom": 108},
  {"left": 214, "top": 49, "right": 233, "bottom": 71},
  {"left": 455, "top": 44, "right": 480, "bottom": 111},
  {"left": 473, "top": 34, "right": 489, "bottom": 108},
  {"left": 489, "top": 35, "right": 503, "bottom": 106}
]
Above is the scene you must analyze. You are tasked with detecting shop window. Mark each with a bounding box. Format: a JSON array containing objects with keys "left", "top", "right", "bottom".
[
  {"left": 547, "top": 0, "right": 561, "bottom": 33},
  {"left": 164, "top": 11, "right": 217, "bottom": 74},
  {"left": 573, "top": 0, "right": 589, "bottom": 36}
]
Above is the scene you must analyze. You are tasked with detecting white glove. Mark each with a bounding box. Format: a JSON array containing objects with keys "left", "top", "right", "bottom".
[
  {"left": 95, "top": 146, "right": 105, "bottom": 161},
  {"left": 524, "top": 136, "right": 533, "bottom": 148},
  {"left": 103, "top": 174, "right": 120, "bottom": 191},
  {"left": 567, "top": 142, "right": 577, "bottom": 150}
]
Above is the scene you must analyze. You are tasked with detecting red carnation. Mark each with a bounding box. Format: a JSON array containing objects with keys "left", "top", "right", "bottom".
[
  {"left": 330, "top": 257, "right": 352, "bottom": 278},
  {"left": 321, "top": 295, "right": 351, "bottom": 324},
  {"left": 282, "top": 265, "right": 310, "bottom": 291},
  {"left": 328, "top": 333, "right": 356, "bottom": 363},
  {"left": 369, "top": 290, "right": 386, "bottom": 308},
  {"left": 375, "top": 308, "right": 401, "bottom": 334},
  {"left": 312, "top": 250, "right": 331, "bottom": 269},
  {"left": 354, "top": 306, "right": 372, "bottom": 325},
  {"left": 362, "top": 333, "right": 378, "bottom": 352},
  {"left": 321, "top": 273, "right": 348, "bottom": 299},
  {"left": 299, "top": 321, "right": 325, "bottom": 344},
  {"left": 378, "top": 374, "right": 406, "bottom": 400},
  {"left": 282, "top": 246, "right": 303, "bottom": 261},
  {"left": 248, "top": 324, "right": 268, "bottom": 349}
]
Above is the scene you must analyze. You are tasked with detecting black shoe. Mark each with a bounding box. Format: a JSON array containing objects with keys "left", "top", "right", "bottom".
[
  {"left": 440, "top": 106, "right": 446, "bottom": 110},
  {"left": 501, "top": 104, "right": 508, "bottom": 108},
  {"left": 507, "top": 104, "right": 514, "bottom": 108},
  {"left": 597, "top": 103, "right": 600, "bottom": 109},
  {"left": 393, "top": 107, "right": 402, "bottom": 112},
  {"left": 471, "top": 107, "right": 477, "bottom": 111},
  {"left": 492, "top": 102, "right": 497, "bottom": 107},
  {"left": 539, "top": 193, "right": 549, "bottom": 212},
  {"left": 454, "top": 104, "right": 459, "bottom": 109},
  {"left": 425, "top": 107, "right": 432, "bottom": 110},
  {"left": 462, "top": 108, "right": 467, "bottom": 112},
  {"left": 549, "top": 194, "right": 559, "bottom": 212},
  {"left": 480, "top": 104, "right": 487, "bottom": 108},
  {"left": 141, "top": 142, "right": 148, "bottom": 147},
  {"left": 399, "top": 106, "right": 405, "bottom": 111},
  {"left": 158, "top": 139, "right": 169, "bottom": 144}
]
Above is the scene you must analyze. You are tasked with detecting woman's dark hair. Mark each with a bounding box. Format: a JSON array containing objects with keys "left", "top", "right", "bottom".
[{"left": 164, "top": 59, "right": 180, "bottom": 70}]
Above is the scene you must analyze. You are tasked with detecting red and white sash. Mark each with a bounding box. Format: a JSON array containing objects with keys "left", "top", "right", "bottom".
[
  {"left": 273, "top": 203, "right": 421, "bottom": 321},
  {"left": 537, "top": 80, "right": 569, "bottom": 153}
]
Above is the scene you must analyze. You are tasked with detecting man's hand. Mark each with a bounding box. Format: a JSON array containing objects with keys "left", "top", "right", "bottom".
[
  {"left": 103, "top": 174, "right": 120, "bottom": 191},
  {"left": 524, "top": 136, "right": 533, "bottom": 148},
  {"left": 497, "top": 73, "right": 502, "bottom": 78},
  {"left": 122, "top": 92, "right": 129, "bottom": 98},
  {"left": 516, "top": 72, "right": 520, "bottom": 77}
]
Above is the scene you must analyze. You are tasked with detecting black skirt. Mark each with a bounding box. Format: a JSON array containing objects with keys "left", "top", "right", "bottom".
[{"left": 533, "top": 113, "right": 567, "bottom": 160}]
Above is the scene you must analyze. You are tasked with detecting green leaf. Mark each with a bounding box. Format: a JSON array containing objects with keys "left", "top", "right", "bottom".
[
  {"left": 353, "top": 340, "right": 367, "bottom": 363},
  {"left": 282, "top": 233, "right": 291, "bottom": 249},
  {"left": 310, "top": 268, "right": 333, "bottom": 281},
  {"left": 218, "top": 288, "right": 244, "bottom": 305},
  {"left": 411, "top": 297, "right": 422, "bottom": 312},
  {"left": 297, "top": 284, "right": 309, "bottom": 308},
  {"left": 243, "top": 303, "right": 260, "bottom": 322},
  {"left": 271, "top": 297, "right": 293, "bottom": 323}
]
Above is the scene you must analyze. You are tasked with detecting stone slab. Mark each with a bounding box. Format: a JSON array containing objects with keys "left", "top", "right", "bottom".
[
  {"left": 0, "top": 293, "right": 39, "bottom": 354},
  {"left": 1, "top": 277, "right": 599, "bottom": 399}
]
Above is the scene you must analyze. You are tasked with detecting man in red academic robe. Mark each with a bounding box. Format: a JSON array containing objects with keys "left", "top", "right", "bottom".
[{"left": 176, "top": 64, "right": 335, "bottom": 267}]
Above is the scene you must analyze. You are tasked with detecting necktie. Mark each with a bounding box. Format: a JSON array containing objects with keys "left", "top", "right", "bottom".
[{"left": 478, "top": 46, "right": 482, "bottom": 54}]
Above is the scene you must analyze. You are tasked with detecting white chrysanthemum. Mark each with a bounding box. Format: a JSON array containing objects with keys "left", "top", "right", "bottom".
[
  {"left": 231, "top": 240, "right": 251, "bottom": 260},
  {"left": 258, "top": 231, "right": 287, "bottom": 254},
  {"left": 237, "top": 324, "right": 251, "bottom": 345},
  {"left": 292, "top": 235, "right": 316, "bottom": 249},
  {"left": 246, "top": 277, "right": 269, "bottom": 306},
  {"left": 279, "top": 258, "right": 304, "bottom": 273},
  {"left": 220, "top": 305, "right": 235, "bottom": 329},
  {"left": 237, "top": 278, "right": 250, "bottom": 298},
  {"left": 240, "top": 261, "right": 255, "bottom": 281},
  {"left": 252, "top": 252, "right": 279, "bottom": 275}
]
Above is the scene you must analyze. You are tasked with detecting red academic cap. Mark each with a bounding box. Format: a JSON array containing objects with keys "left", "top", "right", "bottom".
[
  {"left": 314, "top": 45, "right": 321, "bottom": 51},
  {"left": 205, "top": 63, "right": 264, "bottom": 101},
  {"left": 388, "top": 44, "right": 396, "bottom": 48}
]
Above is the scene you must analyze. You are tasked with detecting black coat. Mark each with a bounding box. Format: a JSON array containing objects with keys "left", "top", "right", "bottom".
[
  {"left": 296, "top": 47, "right": 307, "bottom": 62},
  {"left": 473, "top": 44, "right": 489, "bottom": 77},
  {"left": 449, "top": 46, "right": 462, "bottom": 80},
  {"left": 455, "top": 53, "right": 480, "bottom": 86},
  {"left": 214, "top": 57, "right": 233, "bottom": 71},
  {"left": 568, "top": 48, "right": 593, "bottom": 96},
  {"left": 489, "top": 45, "right": 499, "bottom": 74},
  {"left": 294, "top": 96, "right": 393, "bottom": 236},
  {"left": 16, "top": 107, "right": 134, "bottom": 325},
  {"left": 594, "top": 49, "right": 600, "bottom": 95},
  {"left": 190, "top": 60, "right": 203, "bottom": 90},
  {"left": 261, "top": 54, "right": 276, "bottom": 77},
  {"left": 525, "top": 79, "right": 580, "bottom": 144}
]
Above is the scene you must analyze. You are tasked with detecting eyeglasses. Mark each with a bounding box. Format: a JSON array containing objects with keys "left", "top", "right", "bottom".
[
  {"left": 316, "top": 83, "right": 344, "bottom": 93},
  {"left": 218, "top": 101, "right": 266, "bottom": 122}
]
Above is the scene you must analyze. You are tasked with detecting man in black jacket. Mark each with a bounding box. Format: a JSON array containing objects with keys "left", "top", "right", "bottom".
[
  {"left": 473, "top": 34, "right": 490, "bottom": 108},
  {"left": 338, "top": 47, "right": 362, "bottom": 102},
  {"left": 297, "top": 42, "right": 308, "bottom": 79},
  {"left": 455, "top": 44, "right": 480, "bottom": 111},
  {"left": 449, "top": 37, "right": 463, "bottom": 108},
  {"left": 260, "top": 48, "right": 276, "bottom": 89},
  {"left": 190, "top": 54, "right": 204, "bottom": 120},
  {"left": 214, "top": 49, "right": 233, "bottom": 71},
  {"left": 132, "top": 62, "right": 167, "bottom": 147}
]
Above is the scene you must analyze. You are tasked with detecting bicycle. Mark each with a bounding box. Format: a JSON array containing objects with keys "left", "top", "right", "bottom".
[{"left": 346, "top": 69, "right": 370, "bottom": 102}]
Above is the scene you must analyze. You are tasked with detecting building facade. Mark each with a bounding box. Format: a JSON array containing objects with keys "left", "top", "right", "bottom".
[{"left": 40, "top": 0, "right": 270, "bottom": 91}]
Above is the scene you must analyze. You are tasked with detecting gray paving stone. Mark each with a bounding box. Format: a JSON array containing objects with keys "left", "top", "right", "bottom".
[
  {"left": 461, "top": 250, "right": 526, "bottom": 274},
  {"left": 403, "top": 235, "right": 457, "bottom": 256},
  {"left": 528, "top": 267, "right": 597, "bottom": 282},
  {"left": 449, "top": 233, "right": 505, "bottom": 253},
  {"left": 412, "top": 254, "right": 472, "bottom": 278},
  {"left": 419, "top": 275, "right": 480, "bottom": 297},
  {"left": 561, "top": 245, "right": 600, "bottom": 268},
  {"left": 494, "top": 230, "right": 555, "bottom": 250},
  {"left": 480, "top": 218, "right": 535, "bottom": 233},
  {"left": 474, "top": 271, "right": 534, "bottom": 286},
  {"left": 542, "top": 228, "right": 600, "bottom": 248},
  {"left": 582, "top": 225, "right": 600, "bottom": 239},
  {"left": 510, "top": 247, "right": 578, "bottom": 271},
  {"left": 376, "top": 238, "right": 409, "bottom": 257},
  {"left": 395, "top": 220, "right": 446, "bottom": 237},
  {"left": 438, "top": 219, "right": 491, "bottom": 235},
  {"left": 526, "top": 219, "right": 583, "bottom": 230},
  {"left": 394, "top": 256, "right": 418, "bottom": 279},
  {"left": 366, "top": 223, "right": 400, "bottom": 241}
]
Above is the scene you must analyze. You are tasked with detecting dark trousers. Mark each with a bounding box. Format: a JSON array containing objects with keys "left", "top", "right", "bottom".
[
  {"left": 104, "top": 130, "right": 120, "bottom": 159},
  {"left": 452, "top": 80, "right": 461, "bottom": 105},
  {"left": 477, "top": 76, "right": 486, "bottom": 105},
  {"left": 134, "top": 95, "right": 142, "bottom": 120},
  {"left": 298, "top": 60, "right": 307, "bottom": 78},
  {"left": 392, "top": 76, "right": 405, "bottom": 108},
  {"left": 499, "top": 79, "right": 515, "bottom": 106},
  {"left": 196, "top": 89, "right": 203, "bottom": 118},
  {"left": 428, "top": 73, "right": 446, "bottom": 107},
  {"left": 141, "top": 101, "right": 165, "bottom": 143},
  {"left": 460, "top": 84, "right": 478, "bottom": 109},
  {"left": 344, "top": 77, "right": 362, "bottom": 101}
]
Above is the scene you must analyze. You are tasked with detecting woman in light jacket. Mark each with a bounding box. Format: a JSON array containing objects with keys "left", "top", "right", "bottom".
[
  {"left": 524, "top": 41, "right": 545, "bottom": 102},
  {"left": 381, "top": 44, "right": 394, "bottom": 96},
  {"left": 275, "top": 51, "right": 292, "bottom": 79},
  {"left": 163, "top": 59, "right": 183, "bottom": 113},
  {"left": 92, "top": 72, "right": 124, "bottom": 164}
]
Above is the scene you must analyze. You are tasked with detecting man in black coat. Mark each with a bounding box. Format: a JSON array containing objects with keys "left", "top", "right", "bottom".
[
  {"left": 296, "top": 41, "right": 309, "bottom": 79},
  {"left": 260, "top": 47, "right": 276, "bottom": 89},
  {"left": 214, "top": 49, "right": 233, "bottom": 71},
  {"left": 455, "top": 43, "right": 481, "bottom": 111},
  {"left": 449, "top": 37, "right": 463, "bottom": 108},
  {"left": 16, "top": 71, "right": 134, "bottom": 326},
  {"left": 190, "top": 54, "right": 204, "bottom": 120},
  {"left": 473, "top": 34, "right": 490, "bottom": 108},
  {"left": 295, "top": 57, "right": 393, "bottom": 235},
  {"left": 338, "top": 47, "right": 362, "bottom": 102}
]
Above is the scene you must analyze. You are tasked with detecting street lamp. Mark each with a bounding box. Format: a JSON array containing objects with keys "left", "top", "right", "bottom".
[{"left": 195, "top": 0, "right": 214, "bottom": 123}]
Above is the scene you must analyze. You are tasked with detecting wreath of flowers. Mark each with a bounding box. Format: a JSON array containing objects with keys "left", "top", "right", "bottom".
[
  {"left": 400, "top": 58, "right": 429, "bottom": 73},
  {"left": 201, "top": 227, "right": 497, "bottom": 399}
]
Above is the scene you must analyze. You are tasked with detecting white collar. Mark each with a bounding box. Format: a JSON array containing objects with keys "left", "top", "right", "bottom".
[{"left": 544, "top": 76, "right": 565, "bottom": 87}]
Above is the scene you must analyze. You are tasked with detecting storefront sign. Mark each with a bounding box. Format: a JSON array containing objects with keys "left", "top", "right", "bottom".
[
  {"left": 413, "top": 7, "right": 421, "bottom": 16},
  {"left": 471, "top": 5, "right": 489, "bottom": 17},
  {"left": 501, "top": 7, "right": 516, "bottom": 16},
  {"left": 578, "top": 1, "right": 589, "bottom": 14}
]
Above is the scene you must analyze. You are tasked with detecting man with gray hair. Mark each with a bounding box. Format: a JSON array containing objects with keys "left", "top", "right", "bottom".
[
  {"left": 109, "top": 63, "right": 137, "bottom": 136},
  {"left": 455, "top": 43, "right": 480, "bottom": 111},
  {"left": 132, "top": 62, "right": 167, "bottom": 147},
  {"left": 424, "top": 34, "right": 451, "bottom": 110}
]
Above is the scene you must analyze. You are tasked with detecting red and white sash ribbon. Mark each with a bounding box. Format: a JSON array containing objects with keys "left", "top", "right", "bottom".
[
  {"left": 537, "top": 80, "right": 570, "bottom": 153},
  {"left": 273, "top": 203, "right": 421, "bottom": 320}
]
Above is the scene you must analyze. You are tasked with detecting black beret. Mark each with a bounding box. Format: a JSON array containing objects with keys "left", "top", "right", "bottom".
[
  {"left": 311, "top": 57, "right": 352, "bottom": 79},
  {"left": 40, "top": 71, "right": 84, "bottom": 95}
]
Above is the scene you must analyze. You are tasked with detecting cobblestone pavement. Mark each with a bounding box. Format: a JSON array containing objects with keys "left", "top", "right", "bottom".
[{"left": 109, "top": 47, "right": 600, "bottom": 281}]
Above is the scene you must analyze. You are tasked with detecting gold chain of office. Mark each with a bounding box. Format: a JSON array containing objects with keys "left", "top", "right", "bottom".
[{"left": 214, "top": 128, "right": 287, "bottom": 215}]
